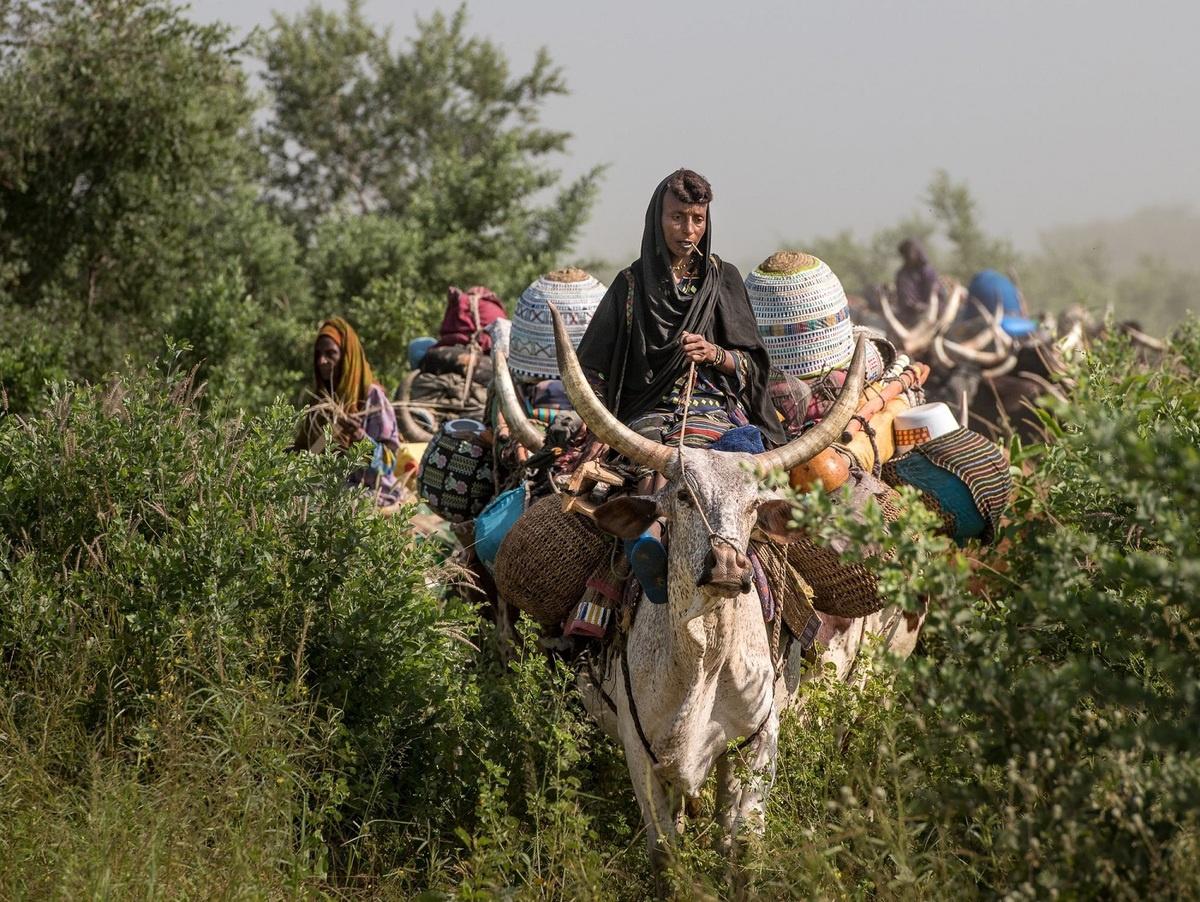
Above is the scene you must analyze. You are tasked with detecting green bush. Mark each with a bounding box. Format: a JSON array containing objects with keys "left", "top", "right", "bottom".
[
  {"left": 0, "top": 301, "right": 75, "bottom": 415},
  {"left": 5, "top": 322, "right": 1200, "bottom": 898},
  {"left": 903, "top": 321, "right": 1200, "bottom": 896},
  {"left": 0, "top": 362, "right": 483, "bottom": 891}
]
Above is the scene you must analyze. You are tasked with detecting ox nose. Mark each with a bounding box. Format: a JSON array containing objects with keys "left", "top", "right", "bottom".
[{"left": 699, "top": 544, "right": 753, "bottom": 596}]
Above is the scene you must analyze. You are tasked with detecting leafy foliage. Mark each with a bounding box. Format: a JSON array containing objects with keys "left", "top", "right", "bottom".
[
  {"left": 260, "top": 1, "right": 601, "bottom": 309},
  {"left": 4, "top": 0, "right": 1199, "bottom": 897},
  {"left": 905, "top": 322, "right": 1200, "bottom": 896},
  {"left": 0, "top": 362, "right": 486, "bottom": 888},
  {"left": 0, "top": 0, "right": 307, "bottom": 393},
  {"left": 0, "top": 0, "right": 600, "bottom": 415}
]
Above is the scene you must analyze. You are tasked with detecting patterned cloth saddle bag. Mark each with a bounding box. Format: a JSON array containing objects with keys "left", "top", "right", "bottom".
[
  {"left": 882, "top": 427, "right": 1011, "bottom": 546},
  {"left": 417, "top": 418, "right": 496, "bottom": 522}
]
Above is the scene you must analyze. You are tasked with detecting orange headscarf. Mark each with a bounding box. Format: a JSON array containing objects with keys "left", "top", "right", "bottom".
[
  {"left": 294, "top": 316, "right": 378, "bottom": 451},
  {"left": 315, "top": 316, "right": 376, "bottom": 410}
]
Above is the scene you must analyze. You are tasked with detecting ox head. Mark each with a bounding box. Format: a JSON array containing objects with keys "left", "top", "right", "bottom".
[
  {"left": 878, "top": 279, "right": 966, "bottom": 358},
  {"left": 548, "top": 306, "right": 866, "bottom": 618}
]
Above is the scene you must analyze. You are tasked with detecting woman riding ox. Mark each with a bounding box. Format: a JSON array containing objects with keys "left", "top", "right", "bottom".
[
  {"left": 549, "top": 170, "right": 870, "bottom": 878},
  {"left": 575, "top": 169, "right": 788, "bottom": 598},
  {"left": 577, "top": 168, "right": 785, "bottom": 452}
]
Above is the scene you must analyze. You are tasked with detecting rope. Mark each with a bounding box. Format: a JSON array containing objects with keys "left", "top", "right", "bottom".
[{"left": 675, "top": 361, "right": 740, "bottom": 556}]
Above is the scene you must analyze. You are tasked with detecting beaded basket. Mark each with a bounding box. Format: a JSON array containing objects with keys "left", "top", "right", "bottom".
[
  {"left": 508, "top": 268, "right": 607, "bottom": 381},
  {"left": 745, "top": 252, "right": 855, "bottom": 379}
]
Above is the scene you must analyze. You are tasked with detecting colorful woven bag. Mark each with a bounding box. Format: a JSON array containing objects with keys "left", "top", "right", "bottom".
[
  {"left": 882, "top": 427, "right": 1011, "bottom": 545},
  {"left": 417, "top": 419, "right": 495, "bottom": 522}
]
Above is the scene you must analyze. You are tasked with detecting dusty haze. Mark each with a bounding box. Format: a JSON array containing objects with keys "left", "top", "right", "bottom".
[{"left": 191, "top": 0, "right": 1200, "bottom": 272}]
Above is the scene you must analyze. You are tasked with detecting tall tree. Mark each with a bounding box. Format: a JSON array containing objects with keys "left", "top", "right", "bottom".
[
  {"left": 0, "top": 0, "right": 307, "bottom": 407},
  {"left": 925, "top": 169, "right": 1018, "bottom": 278},
  {"left": 259, "top": 1, "right": 601, "bottom": 311}
]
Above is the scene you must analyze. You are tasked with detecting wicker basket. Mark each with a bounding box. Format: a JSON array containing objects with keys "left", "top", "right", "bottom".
[
  {"left": 493, "top": 495, "right": 615, "bottom": 625},
  {"left": 785, "top": 475, "right": 905, "bottom": 619},
  {"left": 750, "top": 539, "right": 817, "bottom": 639}
]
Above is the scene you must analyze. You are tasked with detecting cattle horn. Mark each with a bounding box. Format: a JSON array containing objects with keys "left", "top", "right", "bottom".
[
  {"left": 550, "top": 306, "right": 676, "bottom": 474},
  {"left": 1121, "top": 324, "right": 1167, "bottom": 352},
  {"left": 957, "top": 297, "right": 1011, "bottom": 351},
  {"left": 983, "top": 355, "right": 1018, "bottom": 378},
  {"left": 936, "top": 282, "right": 964, "bottom": 332},
  {"left": 1057, "top": 321, "right": 1084, "bottom": 356},
  {"left": 754, "top": 336, "right": 867, "bottom": 475},
  {"left": 880, "top": 284, "right": 961, "bottom": 356},
  {"left": 492, "top": 351, "right": 545, "bottom": 452},
  {"left": 394, "top": 370, "right": 435, "bottom": 442},
  {"left": 936, "top": 333, "right": 1012, "bottom": 367},
  {"left": 878, "top": 291, "right": 912, "bottom": 343}
]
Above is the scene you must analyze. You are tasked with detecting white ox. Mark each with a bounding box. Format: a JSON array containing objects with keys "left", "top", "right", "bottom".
[{"left": 546, "top": 307, "right": 924, "bottom": 877}]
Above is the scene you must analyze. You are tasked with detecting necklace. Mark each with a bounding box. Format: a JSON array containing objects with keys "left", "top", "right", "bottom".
[{"left": 670, "top": 253, "right": 696, "bottom": 279}]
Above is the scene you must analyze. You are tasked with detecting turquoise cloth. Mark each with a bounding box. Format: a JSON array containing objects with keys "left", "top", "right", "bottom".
[
  {"left": 474, "top": 487, "right": 526, "bottom": 571},
  {"left": 891, "top": 452, "right": 986, "bottom": 546}
]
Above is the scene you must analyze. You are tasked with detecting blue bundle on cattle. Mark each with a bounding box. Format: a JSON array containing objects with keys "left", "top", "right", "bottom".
[{"left": 882, "top": 427, "right": 1012, "bottom": 545}]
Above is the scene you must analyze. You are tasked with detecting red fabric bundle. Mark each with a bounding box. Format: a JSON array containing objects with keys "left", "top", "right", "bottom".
[{"left": 434, "top": 285, "right": 506, "bottom": 351}]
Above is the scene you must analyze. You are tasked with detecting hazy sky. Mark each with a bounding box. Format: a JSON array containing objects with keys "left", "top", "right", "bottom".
[{"left": 191, "top": 0, "right": 1200, "bottom": 270}]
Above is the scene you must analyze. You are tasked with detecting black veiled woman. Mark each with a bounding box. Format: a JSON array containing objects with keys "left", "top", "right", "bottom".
[{"left": 576, "top": 169, "right": 786, "bottom": 452}]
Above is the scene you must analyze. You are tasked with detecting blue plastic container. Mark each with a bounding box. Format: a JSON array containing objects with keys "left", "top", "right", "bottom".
[{"left": 474, "top": 486, "right": 527, "bottom": 571}]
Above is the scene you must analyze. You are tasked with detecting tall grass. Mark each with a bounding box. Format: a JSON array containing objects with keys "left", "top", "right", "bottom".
[{"left": 2, "top": 322, "right": 1198, "bottom": 897}]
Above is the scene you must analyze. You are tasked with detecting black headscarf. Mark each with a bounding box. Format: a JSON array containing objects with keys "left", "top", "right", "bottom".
[{"left": 576, "top": 175, "right": 786, "bottom": 446}]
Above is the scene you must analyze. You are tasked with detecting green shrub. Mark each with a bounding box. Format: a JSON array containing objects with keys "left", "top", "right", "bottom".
[
  {"left": 900, "top": 320, "right": 1200, "bottom": 896},
  {"left": 4, "top": 320, "right": 1199, "bottom": 898},
  {"left": 0, "top": 301, "right": 74, "bottom": 415},
  {"left": 0, "top": 362, "right": 482, "bottom": 890}
]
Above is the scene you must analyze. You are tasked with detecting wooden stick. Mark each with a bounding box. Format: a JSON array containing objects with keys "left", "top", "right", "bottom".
[{"left": 840, "top": 362, "right": 929, "bottom": 442}]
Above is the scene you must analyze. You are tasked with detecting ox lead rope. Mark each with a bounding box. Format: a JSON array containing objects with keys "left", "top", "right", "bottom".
[{"left": 676, "top": 360, "right": 739, "bottom": 555}]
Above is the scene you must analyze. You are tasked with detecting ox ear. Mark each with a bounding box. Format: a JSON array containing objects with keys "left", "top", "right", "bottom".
[
  {"left": 756, "top": 499, "right": 801, "bottom": 544},
  {"left": 594, "top": 495, "right": 661, "bottom": 540}
]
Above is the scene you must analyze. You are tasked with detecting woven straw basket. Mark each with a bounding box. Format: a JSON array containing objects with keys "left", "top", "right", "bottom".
[
  {"left": 493, "top": 495, "right": 614, "bottom": 625},
  {"left": 750, "top": 539, "right": 817, "bottom": 638},
  {"left": 785, "top": 476, "right": 905, "bottom": 619}
]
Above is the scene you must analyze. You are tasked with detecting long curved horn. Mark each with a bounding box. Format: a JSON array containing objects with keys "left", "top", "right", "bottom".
[
  {"left": 879, "top": 291, "right": 912, "bottom": 342},
  {"left": 923, "top": 284, "right": 940, "bottom": 327},
  {"left": 754, "top": 336, "right": 867, "bottom": 475},
  {"left": 1019, "top": 370, "right": 1069, "bottom": 404},
  {"left": 983, "top": 355, "right": 1018, "bottom": 378},
  {"left": 1057, "top": 321, "right": 1083, "bottom": 356},
  {"left": 957, "top": 297, "right": 1010, "bottom": 351},
  {"left": 938, "top": 333, "right": 1012, "bottom": 367},
  {"left": 492, "top": 351, "right": 545, "bottom": 452},
  {"left": 933, "top": 282, "right": 962, "bottom": 332},
  {"left": 1121, "top": 325, "right": 1167, "bottom": 352},
  {"left": 933, "top": 334, "right": 956, "bottom": 368},
  {"left": 549, "top": 305, "right": 676, "bottom": 474}
]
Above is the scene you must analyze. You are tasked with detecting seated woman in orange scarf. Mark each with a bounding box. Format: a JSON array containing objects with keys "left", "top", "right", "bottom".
[{"left": 293, "top": 317, "right": 404, "bottom": 507}]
